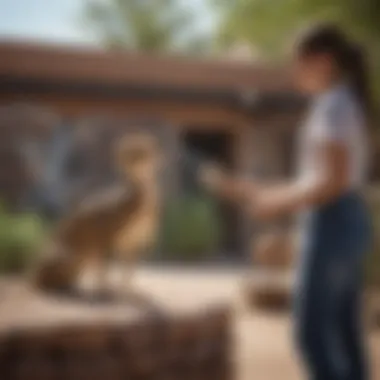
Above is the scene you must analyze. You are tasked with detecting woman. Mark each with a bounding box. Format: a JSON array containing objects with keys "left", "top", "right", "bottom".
[{"left": 203, "top": 23, "right": 372, "bottom": 379}]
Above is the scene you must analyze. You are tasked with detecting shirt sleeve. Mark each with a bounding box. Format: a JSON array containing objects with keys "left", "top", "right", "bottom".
[{"left": 313, "top": 96, "right": 352, "bottom": 144}]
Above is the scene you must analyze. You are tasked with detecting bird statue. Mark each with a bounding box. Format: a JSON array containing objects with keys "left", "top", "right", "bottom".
[{"left": 31, "top": 132, "right": 162, "bottom": 300}]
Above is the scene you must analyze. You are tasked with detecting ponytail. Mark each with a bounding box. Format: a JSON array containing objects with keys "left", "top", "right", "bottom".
[{"left": 346, "top": 44, "right": 373, "bottom": 124}]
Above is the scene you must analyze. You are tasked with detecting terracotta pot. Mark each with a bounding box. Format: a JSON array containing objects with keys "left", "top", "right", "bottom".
[{"left": 251, "top": 231, "right": 295, "bottom": 270}]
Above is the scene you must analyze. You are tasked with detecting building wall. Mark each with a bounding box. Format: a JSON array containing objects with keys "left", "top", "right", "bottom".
[{"left": 0, "top": 97, "right": 301, "bottom": 258}]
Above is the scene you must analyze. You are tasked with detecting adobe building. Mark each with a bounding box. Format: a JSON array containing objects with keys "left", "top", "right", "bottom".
[{"left": 0, "top": 41, "right": 306, "bottom": 257}]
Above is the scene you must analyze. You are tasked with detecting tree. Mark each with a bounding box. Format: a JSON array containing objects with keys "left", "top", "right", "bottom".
[
  {"left": 212, "top": 0, "right": 380, "bottom": 57},
  {"left": 211, "top": 0, "right": 380, "bottom": 100},
  {"left": 81, "top": 0, "right": 212, "bottom": 54}
]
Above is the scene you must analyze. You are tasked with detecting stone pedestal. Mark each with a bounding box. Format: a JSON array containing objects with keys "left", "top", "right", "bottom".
[{"left": 0, "top": 282, "right": 232, "bottom": 380}]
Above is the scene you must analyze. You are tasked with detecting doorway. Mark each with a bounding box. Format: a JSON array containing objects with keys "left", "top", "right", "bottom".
[{"left": 182, "top": 130, "right": 242, "bottom": 256}]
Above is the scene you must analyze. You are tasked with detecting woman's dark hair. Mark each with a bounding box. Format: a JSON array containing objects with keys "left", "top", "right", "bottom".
[{"left": 296, "top": 23, "right": 372, "bottom": 122}]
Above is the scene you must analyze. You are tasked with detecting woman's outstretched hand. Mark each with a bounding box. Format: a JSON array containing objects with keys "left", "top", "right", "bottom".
[
  {"left": 199, "top": 163, "right": 256, "bottom": 203},
  {"left": 198, "top": 162, "right": 295, "bottom": 221}
]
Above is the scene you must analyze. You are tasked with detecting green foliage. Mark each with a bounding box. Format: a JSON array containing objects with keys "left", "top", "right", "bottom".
[
  {"left": 160, "top": 195, "right": 222, "bottom": 261},
  {"left": 211, "top": 0, "right": 380, "bottom": 98},
  {"left": 0, "top": 209, "right": 47, "bottom": 274},
  {"left": 212, "top": 0, "right": 303, "bottom": 57},
  {"left": 81, "top": 0, "right": 211, "bottom": 54},
  {"left": 211, "top": 0, "right": 380, "bottom": 54}
]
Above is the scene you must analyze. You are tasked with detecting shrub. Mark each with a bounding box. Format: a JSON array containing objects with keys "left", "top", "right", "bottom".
[
  {"left": 0, "top": 208, "right": 47, "bottom": 274},
  {"left": 160, "top": 195, "right": 222, "bottom": 261}
]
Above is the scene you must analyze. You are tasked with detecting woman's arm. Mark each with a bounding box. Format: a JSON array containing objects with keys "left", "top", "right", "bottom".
[
  {"left": 251, "top": 141, "right": 350, "bottom": 220},
  {"left": 201, "top": 141, "right": 350, "bottom": 221},
  {"left": 199, "top": 163, "right": 256, "bottom": 203}
]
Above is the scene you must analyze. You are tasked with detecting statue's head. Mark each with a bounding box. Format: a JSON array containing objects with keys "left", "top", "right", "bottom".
[{"left": 115, "top": 133, "right": 161, "bottom": 182}]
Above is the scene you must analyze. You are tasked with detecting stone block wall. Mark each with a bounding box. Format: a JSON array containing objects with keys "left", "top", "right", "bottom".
[{"left": 0, "top": 306, "right": 232, "bottom": 380}]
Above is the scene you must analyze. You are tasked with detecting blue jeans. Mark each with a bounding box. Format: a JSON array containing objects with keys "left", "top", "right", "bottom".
[{"left": 294, "top": 192, "right": 372, "bottom": 380}]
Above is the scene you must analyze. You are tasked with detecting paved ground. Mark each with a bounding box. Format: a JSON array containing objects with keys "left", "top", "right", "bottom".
[
  {"left": 134, "top": 266, "right": 380, "bottom": 380},
  {"left": 0, "top": 266, "right": 379, "bottom": 379}
]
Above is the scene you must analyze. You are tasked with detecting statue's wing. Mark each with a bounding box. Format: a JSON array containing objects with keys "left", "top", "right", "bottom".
[
  {"left": 57, "top": 182, "right": 139, "bottom": 232},
  {"left": 76, "top": 185, "right": 129, "bottom": 212}
]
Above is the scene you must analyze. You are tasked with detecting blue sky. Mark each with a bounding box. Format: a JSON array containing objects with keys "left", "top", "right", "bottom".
[
  {"left": 0, "top": 0, "right": 213, "bottom": 46},
  {"left": 0, "top": 0, "right": 96, "bottom": 45}
]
